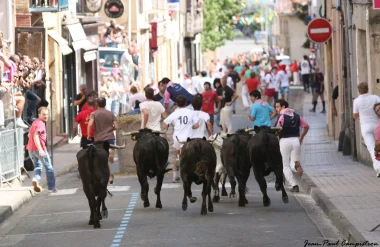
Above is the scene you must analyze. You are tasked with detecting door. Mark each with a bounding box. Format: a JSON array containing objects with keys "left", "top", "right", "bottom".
[{"left": 62, "top": 51, "right": 77, "bottom": 138}]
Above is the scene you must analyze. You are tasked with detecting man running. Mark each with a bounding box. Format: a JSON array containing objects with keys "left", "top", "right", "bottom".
[
  {"left": 310, "top": 67, "right": 326, "bottom": 113},
  {"left": 162, "top": 95, "right": 199, "bottom": 182},
  {"left": 192, "top": 94, "right": 213, "bottom": 138},
  {"left": 201, "top": 82, "right": 219, "bottom": 126},
  {"left": 161, "top": 77, "right": 194, "bottom": 113},
  {"left": 275, "top": 99, "right": 309, "bottom": 192},
  {"left": 73, "top": 91, "right": 97, "bottom": 148},
  {"left": 246, "top": 90, "right": 276, "bottom": 132},
  {"left": 219, "top": 76, "right": 239, "bottom": 133},
  {"left": 87, "top": 97, "right": 118, "bottom": 184},
  {"left": 140, "top": 87, "right": 166, "bottom": 131},
  {"left": 299, "top": 55, "right": 312, "bottom": 93},
  {"left": 27, "top": 107, "right": 57, "bottom": 193}
]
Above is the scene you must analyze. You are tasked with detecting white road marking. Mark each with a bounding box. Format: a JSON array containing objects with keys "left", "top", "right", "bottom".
[
  {"left": 108, "top": 186, "right": 131, "bottom": 192},
  {"left": 310, "top": 28, "right": 329, "bottom": 34},
  {"left": 162, "top": 183, "right": 181, "bottom": 189},
  {"left": 49, "top": 188, "right": 78, "bottom": 196}
]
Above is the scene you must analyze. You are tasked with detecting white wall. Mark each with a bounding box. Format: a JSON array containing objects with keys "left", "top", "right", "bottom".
[
  {"left": 287, "top": 16, "right": 309, "bottom": 61},
  {"left": 0, "top": 0, "right": 15, "bottom": 53}
]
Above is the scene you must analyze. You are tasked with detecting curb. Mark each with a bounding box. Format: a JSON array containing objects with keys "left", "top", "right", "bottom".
[
  {"left": 299, "top": 173, "right": 367, "bottom": 243},
  {"left": 0, "top": 161, "right": 78, "bottom": 226}
]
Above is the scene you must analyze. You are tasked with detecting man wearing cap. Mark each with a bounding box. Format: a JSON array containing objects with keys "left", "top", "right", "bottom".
[{"left": 74, "top": 84, "right": 87, "bottom": 113}]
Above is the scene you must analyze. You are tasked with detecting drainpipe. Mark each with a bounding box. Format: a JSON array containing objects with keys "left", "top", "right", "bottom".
[
  {"left": 337, "top": 0, "right": 351, "bottom": 155},
  {"left": 347, "top": 0, "right": 357, "bottom": 160}
]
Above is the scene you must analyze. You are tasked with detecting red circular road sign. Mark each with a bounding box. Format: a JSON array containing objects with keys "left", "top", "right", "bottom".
[{"left": 307, "top": 18, "right": 332, "bottom": 43}]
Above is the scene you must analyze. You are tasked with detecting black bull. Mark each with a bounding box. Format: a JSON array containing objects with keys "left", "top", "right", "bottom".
[
  {"left": 179, "top": 137, "right": 216, "bottom": 215},
  {"left": 217, "top": 130, "right": 251, "bottom": 207},
  {"left": 77, "top": 141, "right": 116, "bottom": 229},
  {"left": 248, "top": 128, "right": 289, "bottom": 207},
  {"left": 131, "top": 129, "right": 171, "bottom": 209}
]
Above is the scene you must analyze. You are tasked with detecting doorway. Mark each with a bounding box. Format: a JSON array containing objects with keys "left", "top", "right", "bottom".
[{"left": 62, "top": 51, "right": 77, "bottom": 138}]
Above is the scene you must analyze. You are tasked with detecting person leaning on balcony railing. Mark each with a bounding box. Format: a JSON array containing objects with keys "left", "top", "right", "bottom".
[{"left": 0, "top": 52, "right": 28, "bottom": 128}]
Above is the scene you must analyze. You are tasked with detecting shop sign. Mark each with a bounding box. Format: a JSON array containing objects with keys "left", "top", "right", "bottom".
[
  {"left": 104, "top": 0, "right": 124, "bottom": 18},
  {"left": 86, "top": 0, "right": 102, "bottom": 13}
]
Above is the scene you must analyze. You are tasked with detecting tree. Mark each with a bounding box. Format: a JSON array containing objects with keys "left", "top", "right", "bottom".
[{"left": 201, "top": 0, "right": 243, "bottom": 52}]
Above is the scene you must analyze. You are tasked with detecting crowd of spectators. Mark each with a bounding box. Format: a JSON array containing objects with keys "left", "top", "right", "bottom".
[{"left": 0, "top": 32, "right": 48, "bottom": 131}]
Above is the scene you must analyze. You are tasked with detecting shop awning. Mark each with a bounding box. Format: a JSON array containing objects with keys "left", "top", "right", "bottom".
[
  {"left": 46, "top": 30, "right": 73, "bottom": 56},
  {"left": 66, "top": 23, "right": 98, "bottom": 62}
]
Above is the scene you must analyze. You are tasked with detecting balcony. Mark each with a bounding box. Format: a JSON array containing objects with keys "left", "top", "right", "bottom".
[
  {"left": 29, "top": 0, "right": 69, "bottom": 13},
  {"left": 185, "top": 0, "right": 203, "bottom": 37}
]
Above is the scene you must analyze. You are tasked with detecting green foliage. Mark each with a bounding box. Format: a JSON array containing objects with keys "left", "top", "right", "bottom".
[
  {"left": 292, "top": 2, "right": 309, "bottom": 23},
  {"left": 201, "top": 0, "right": 243, "bottom": 52},
  {"left": 302, "top": 34, "right": 311, "bottom": 49}
]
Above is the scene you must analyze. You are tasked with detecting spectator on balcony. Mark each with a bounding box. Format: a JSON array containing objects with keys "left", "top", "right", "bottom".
[{"left": 105, "top": 21, "right": 118, "bottom": 48}]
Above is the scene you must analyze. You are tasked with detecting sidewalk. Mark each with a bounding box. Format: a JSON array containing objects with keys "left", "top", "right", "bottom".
[
  {"left": 299, "top": 93, "right": 380, "bottom": 243},
  {"left": 0, "top": 142, "right": 79, "bottom": 225}
]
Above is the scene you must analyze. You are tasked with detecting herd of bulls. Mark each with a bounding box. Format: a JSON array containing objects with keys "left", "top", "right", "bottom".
[{"left": 76, "top": 127, "right": 288, "bottom": 228}]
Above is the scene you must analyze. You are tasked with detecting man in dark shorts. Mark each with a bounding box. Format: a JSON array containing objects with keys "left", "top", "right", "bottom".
[
  {"left": 309, "top": 67, "right": 325, "bottom": 113},
  {"left": 87, "top": 97, "right": 118, "bottom": 183}
]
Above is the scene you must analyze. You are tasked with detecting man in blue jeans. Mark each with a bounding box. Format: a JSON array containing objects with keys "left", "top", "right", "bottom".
[{"left": 27, "top": 107, "right": 57, "bottom": 193}]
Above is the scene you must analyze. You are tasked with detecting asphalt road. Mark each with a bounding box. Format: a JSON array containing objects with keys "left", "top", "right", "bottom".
[{"left": 0, "top": 87, "right": 342, "bottom": 247}]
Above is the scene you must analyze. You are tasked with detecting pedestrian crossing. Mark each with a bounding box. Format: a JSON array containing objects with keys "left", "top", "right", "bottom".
[{"left": 47, "top": 182, "right": 276, "bottom": 196}]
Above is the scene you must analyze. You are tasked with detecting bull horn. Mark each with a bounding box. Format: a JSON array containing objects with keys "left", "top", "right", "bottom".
[
  {"left": 245, "top": 128, "right": 255, "bottom": 132},
  {"left": 176, "top": 136, "right": 186, "bottom": 144},
  {"left": 122, "top": 130, "right": 139, "bottom": 136},
  {"left": 110, "top": 141, "right": 126, "bottom": 149},
  {"left": 207, "top": 133, "right": 220, "bottom": 143},
  {"left": 152, "top": 130, "right": 167, "bottom": 134}
]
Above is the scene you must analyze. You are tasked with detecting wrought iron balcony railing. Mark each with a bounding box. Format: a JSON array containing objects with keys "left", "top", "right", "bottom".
[{"left": 29, "top": 0, "right": 69, "bottom": 13}]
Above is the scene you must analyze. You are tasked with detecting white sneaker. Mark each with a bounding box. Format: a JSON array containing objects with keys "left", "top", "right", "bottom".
[
  {"left": 48, "top": 188, "right": 58, "bottom": 193},
  {"left": 16, "top": 119, "right": 28, "bottom": 129}
]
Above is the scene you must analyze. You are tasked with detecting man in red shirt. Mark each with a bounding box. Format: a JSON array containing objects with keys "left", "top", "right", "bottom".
[
  {"left": 201, "top": 81, "right": 219, "bottom": 126},
  {"left": 27, "top": 107, "right": 57, "bottom": 193},
  {"left": 290, "top": 60, "right": 300, "bottom": 85},
  {"left": 80, "top": 91, "right": 98, "bottom": 113},
  {"left": 245, "top": 72, "right": 260, "bottom": 93},
  {"left": 73, "top": 91, "right": 97, "bottom": 148}
]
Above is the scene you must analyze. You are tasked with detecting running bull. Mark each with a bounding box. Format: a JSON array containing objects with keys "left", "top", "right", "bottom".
[
  {"left": 247, "top": 127, "right": 289, "bottom": 207},
  {"left": 177, "top": 136, "right": 217, "bottom": 215},
  {"left": 77, "top": 141, "right": 125, "bottom": 228},
  {"left": 216, "top": 129, "right": 252, "bottom": 207},
  {"left": 123, "top": 128, "right": 171, "bottom": 209}
]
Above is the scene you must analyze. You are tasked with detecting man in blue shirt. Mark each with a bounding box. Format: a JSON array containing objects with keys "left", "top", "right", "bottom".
[{"left": 246, "top": 90, "right": 277, "bottom": 131}]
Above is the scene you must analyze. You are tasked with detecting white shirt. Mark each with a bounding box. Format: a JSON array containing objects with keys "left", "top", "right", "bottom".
[
  {"left": 192, "top": 110, "right": 210, "bottom": 139},
  {"left": 226, "top": 76, "right": 233, "bottom": 88},
  {"left": 182, "top": 78, "right": 194, "bottom": 95},
  {"left": 272, "top": 73, "right": 279, "bottom": 92},
  {"left": 192, "top": 76, "right": 203, "bottom": 94},
  {"left": 140, "top": 100, "right": 165, "bottom": 131},
  {"left": 353, "top": 94, "right": 380, "bottom": 126},
  {"left": 300, "top": 60, "right": 311, "bottom": 75},
  {"left": 110, "top": 81, "right": 123, "bottom": 100},
  {"left": 164, "top": 108, "right": 199, "bottom": 142},
  {"left": 129, "top": 92, "right": 146, "bottom": 109},
  {"left": 277, "top": 70, "right": 290, "bottom": 87},
  {"left": 214, "top": 71, "right": 224, "bottom": 79},
  {"left": 265, "top": 73, "right": 274, "bottom": 89}
]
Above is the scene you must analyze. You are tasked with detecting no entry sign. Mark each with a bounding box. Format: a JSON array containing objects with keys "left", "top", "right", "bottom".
[{"left": 307, "top": 18, "right": 332, "bottom": 43}]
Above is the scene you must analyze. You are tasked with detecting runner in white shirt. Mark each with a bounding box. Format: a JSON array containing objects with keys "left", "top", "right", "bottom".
[
  {"left": 277, "top": 64, "right": 290, "bottom": 101},
  {"left": 191, "top": 95, "right": 213, "bottom": 138},
  {"left": 139, "top": 88, "right": 166, "bottom": 131},
  {"left": 353, "top": 82, "right": 380, "bottom": 177},
  {"left": 263, "top": 70, "right": 275, "bottom": 106},
  {"left": 162, "top": 95, "right": 200, "bottom": 182},
  {"left": 182, "top": 74, "right": 195, "bottom": 95}
]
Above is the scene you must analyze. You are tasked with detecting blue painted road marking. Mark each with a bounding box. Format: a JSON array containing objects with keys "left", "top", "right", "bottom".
[{"left": 110, "top": 193, "right": 138, "bottom": 247}]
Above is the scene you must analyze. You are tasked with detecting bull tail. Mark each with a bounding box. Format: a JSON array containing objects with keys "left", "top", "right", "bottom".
[{"left": 106, "top": 189, "right": 113, "bottom": 197}]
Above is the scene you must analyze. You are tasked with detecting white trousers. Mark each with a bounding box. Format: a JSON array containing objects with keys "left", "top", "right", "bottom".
[
  {"left": 361, "top": 123, "right": 380, "bottom": 171},
  {"left": 293, "top": 72, "right": 300, "bottom": 85},
  {"left": 241, "top": 84, "right": 250, "bottom": 109},
  {"left": 0, "top": 100, "right": 4, "bottom": 126},
  {"left": 280, "top": 137, "right": 300, "bottom": 187},
  {"left": 220, "top": 105, "right": 233, "bottom": 133}
]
